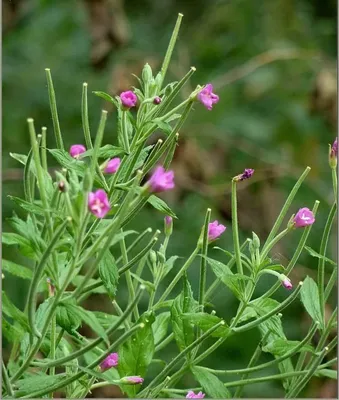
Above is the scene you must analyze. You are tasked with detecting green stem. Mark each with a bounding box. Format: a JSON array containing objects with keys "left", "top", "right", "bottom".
[
  {"left": 121, "top": 111, "right": 131, "bottom": 154},
  {"left": 286, "top": 346, "right": 329, "bottom": 398},
  {"left": 45, "top": 68, "right": 63, "bottom": 150},
  {"left": 231, "top": 179, "right": 243, "bottom": 276},
  {"left": 163, "top": 133, "right": 179, "bottom": 170},
  {"left": 331, "top": 168, "right": 337, "bottom": 202},
  {"left": 156, "top": 246, "right": 199, "bottom": 304},
  {"left": 317, "top": 202, "right": 337, "bottom": 324},
  {"left": 140, "top": 321, "right": 226, "bottom": 397},
  {"left": 234, "top": 331, "right": 270, "bottom": 398},
  {"left": 20, "top": 324, "right": 142, "bottom": 399},
  {"left": 41, "top": 126, "right": 48, "bottom": 171},
  {"left": 155, "top": 333, "right": 174, "bottom": 353},
  {"left": 258, "top": 200, "right": 320, "bottom": 300},
  {"left": 159, "top": 13, "right": 184, "bottom": 88},
  {"left": 2, "top": 361, "right": 14, "bottom": 397},
  {"left": 260, "top": 227, "right": 290, "bottom": 261},
  {"left": 262, "top": 166, "right": 311, "bottom": 252},
  {"left": 234, "top": 283, "right": 302, "bottom": 333},
  {"left": 82, "top": 82, "right": 93, "bottom": 149},
  {"left": 27, "top": 218, "right": 70, "bottom": 338},
  {"left": 198, "top": 208, "right": 211, "bottom": 310}
]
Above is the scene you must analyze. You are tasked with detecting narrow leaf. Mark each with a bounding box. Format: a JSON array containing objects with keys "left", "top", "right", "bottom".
[{"left": 191, "top": 366, "right": 231, "bottom": 398}]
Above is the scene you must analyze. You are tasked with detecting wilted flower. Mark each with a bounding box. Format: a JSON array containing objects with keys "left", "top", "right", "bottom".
[
  {"left": 120, "top": 376, "right": 144, "bottom": 385},
  {"left": 293, "top": 208, "right": 315, "bottom": 228},
  {"left": 88, "top": 189, "right": 110, "bottom": 218},
  {"left": 208, "top": 220, "right": 226, "bottom": 241},
  {"left": 69, "top": 144, "right": 86, "bottom": 159},
  {"left": 120, "top": 91, "right": 137, "bottom": 108},
  {"left": 153, "top": 96, "right": 162, "bottom": 105},
  {"left": 104, "top": 158, "right": 121, "bottom": 174},
  {"left": 99, "top": 353, "right": 119, "bottom": 371},
  {"left": 147, "top": 166, "right": 175, "bottom": 193},
  {"left": 186, "top": 391, "right": 205, "bottom": 399},
  {"left": 197, "top": 84, "right": 219, "bottom": 111},
  {"left": 233, "top": 168, "right": 255, "bottom": 182}
]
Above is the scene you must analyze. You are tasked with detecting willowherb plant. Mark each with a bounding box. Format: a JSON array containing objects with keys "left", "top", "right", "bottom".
[{"left": 1, "top": 14, "right": 337, "bottom": 399}]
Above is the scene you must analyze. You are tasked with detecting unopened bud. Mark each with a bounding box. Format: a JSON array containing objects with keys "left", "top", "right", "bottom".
[
  {"left": 164, "top": 216, "right": 173, "bottom": 236},
  {"left": 153, "top": 96, "right": 162, "bottom": 105}
]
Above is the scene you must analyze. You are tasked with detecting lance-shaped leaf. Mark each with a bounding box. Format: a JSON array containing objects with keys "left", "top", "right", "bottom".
[
  {"left": 191, "top": 366, "right": 231, "bottom": 398},
  {"left": 182, "top": 313, "right": 230, "bottom": 337},
  {"left": 98, "top": 251, "right": 119, "bottom": 298},
  {"left": 300, "top": 276, "right": 323, "bottom": 327}
]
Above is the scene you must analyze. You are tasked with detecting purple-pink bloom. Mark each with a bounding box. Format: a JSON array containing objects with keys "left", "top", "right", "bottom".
[
  {"left": 293, "top": 208, "right": 315, "bottom": 228},
  {"left": 208, "top": 220, "right": 226, "bottom": 241},
  {"left": 197, "top": 83, "right": 219, "bottom": 111},
  {"left": 99, "top": 353, "right": 119, "bottom": 371},
  {"left": 186, "top": 391, "right": 205, "bottom": 399},
  {"left": 120, "top": 91, "right": 138, "bottom": 108},
  {"left": 69, "top": 144, "right": 86, "bottom": 159},
  {"left": 104, "top": 158, "right": 121, "bottom": 174},
  {"left": 120, "top": 376, "right": 144, "bottom": 385},
  {"left": 153, "top": 96, "right": 162, "bottom": 105},
  {"left": 88, "top": 189, "right": 111, "bottom": 219},
  {"left": 147, "top": 166, "right": 175, "bottom": 193},
  {"left": 281, "top": 277, "right": 293, "bottom": 290}
]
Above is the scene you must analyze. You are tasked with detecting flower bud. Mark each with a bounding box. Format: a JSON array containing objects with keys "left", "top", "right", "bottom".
[
  {"left": 329, "top": 138, "right": 338, "bottom": 169},
  {"left": 164, "top": 216, "right": 173, "bottom": 236},
  {"left": 150, "top": 250, "right": 157, "bottom": 265},
  {"left": 279, "top": 274, "right": 293, "bottom": 290},
  {"left": 99, "top": 353, "right": 119, "bottom": 371},
  {"left": 153, "top": 96, "right": 162, "bottom": 105},
  {"left": 58, "top": 181, "right": 67, "bottom": 193},
  {"left": 142, "top": 63, "right": 153, "bottom": 85},
  {"left": 119, "top": 376, "right": 144, "bottom": 385},
  {"left": 293, "top": 208, "right": 315, "bottom": 228}
]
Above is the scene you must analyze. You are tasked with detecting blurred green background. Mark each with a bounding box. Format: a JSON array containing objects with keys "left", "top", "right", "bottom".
[{"left": 2, "top": 0, "right": 337, "bottom": 398}]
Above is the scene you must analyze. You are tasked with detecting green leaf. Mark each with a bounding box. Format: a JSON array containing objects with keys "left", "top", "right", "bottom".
[
  {"left": 148, "top": 195, "right": 177, "bottom": 218},
  {"left": 118, "top": 312, "right": 155, "bottom": 397},
  {"left": 56, "top": 300, "right": 82, "bottom": 334},
  {"left": 8, "top": 196, "right": 45, "bottom": 216},
  {"left": 152, "top": 312, "right": 170, "bottom": 345},
  {"left": 2, "top": 232, "right": 38, "bottom": 259},
  {"left": 304, "top": 246, "right": 337, "bottom": 266},
  {"left": 9, "top": 152, "right": 28, "bottom": 165},
  {"left": 71, "top": 276, "right": 106, "bottom": 294},
  {"left": 171, "top": 276, "right": 196, "bottom": 353},
  {"left": 205, "top": 256, "right": 250, "bottom": 299},
  {"left": 48, "top": 148, "right": 86, "bottom": 175},
  {"left": 300, "top": 276, "right": 323, "bottom": 326},
  {"left": 262, "top": 339, "right": 314, "bottom": 357},
  {"left": 90, "top": 311, "right": 123, "bottom": 329},
  {"left": 98, "top": 251, "right": 119, "bottom": 298},
  {"left": 153, "top": 119, "right": 172, "bottom": 135},
  {"left": 93, "top": 91, "right": 118, "bottom": 107},
  {"left": 161, "top": 256, "right": 180, "bottom": 279},
  {"left": 2, "top": 291, "right": 30, "bottom": 332},
  {"left": 2, "top": 317, "right": 25, "bottom": 343},
  {"left": 15, "top": 373, "right": 66, "bottom": 397},
  {"left": 191, "top": 366, "right": 232, "bottom": 398},
  {"left": 2, "top": 259, "right": 33, "bottom": 280},
  {"left": 80, "top": 145, "right": 125, "bottom": 160},
  {"left": 315, "top": 369, "right": 337, "bottom": 379},
  {"left": 182, "top": 313, "right": 230, "bottom": 337},
  {"left": 76, "top": 308, "right": 109, "bottom": 345}
]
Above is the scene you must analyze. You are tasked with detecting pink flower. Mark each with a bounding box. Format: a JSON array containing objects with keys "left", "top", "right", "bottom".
[
  {"left": 100, "top": 353, "right": 119, "bottom": 371},
  {"left": 186, "top": 391, "right": 205, "bottom": 399},
  {"left": 208, "top": 220, "right": 226, "bottom": 241},
  {"left": 153, "top": 96, "right": 162, "bottom": 105},
  {"left": 120, "top": 91, "right": 138, "bottom": 108},
  {"left": 120, "top": 376, "right": 144, "bottom": 385},
  {"left": 104, "top": 158, "right": 121, "bottom": 174},
  {"left": 281, "top": 277, "right": 293, "bottom": 290},
  {"left": 293, "top": 208, "right": 315, "bottom": 228},
  {"left": 331, "top": 138, "right": 338, "bottom": 157},
  {"left": 88, "top": 189, "right": 111, "bottom": 218},
  {"left": 234, "top": 168, "right": 255, "bottom": 182},
  {"left": 147, "top": 166, "right": 175, "bottom": 193},
  {"left": 69, "top": 144, "right": 86, "bottom": 159},
  {"left": 197, "top": 83, "right": 219, "bottom": 111}
]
